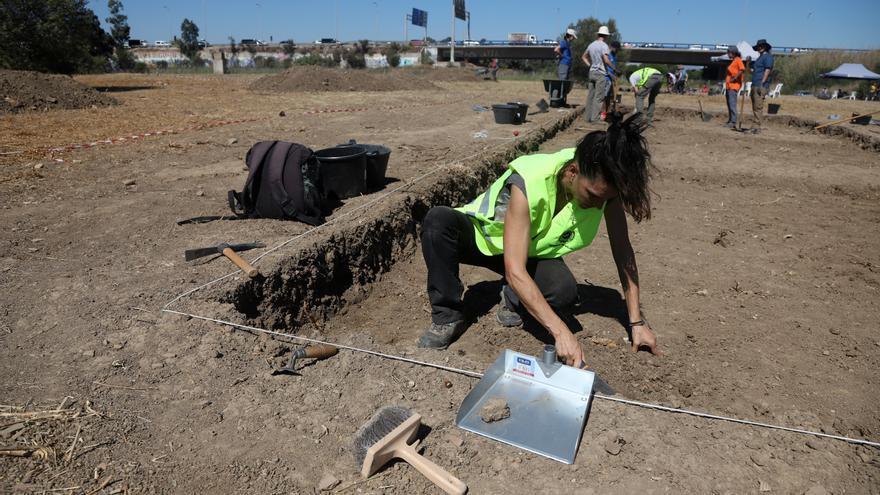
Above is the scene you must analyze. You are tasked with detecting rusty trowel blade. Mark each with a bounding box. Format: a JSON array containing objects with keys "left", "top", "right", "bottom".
[{"left": 184, "top": 242, "right": 265, "bottom": 261}]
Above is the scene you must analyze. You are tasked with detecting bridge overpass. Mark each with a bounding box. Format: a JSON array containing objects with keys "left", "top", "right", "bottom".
[{"left": 437, "top": 45, "right": 764, "bottom": 65}]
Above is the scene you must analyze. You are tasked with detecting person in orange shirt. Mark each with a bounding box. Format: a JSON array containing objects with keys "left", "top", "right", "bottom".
[{"left": 724, "top": 45, "right": 745, "bottom": 128}]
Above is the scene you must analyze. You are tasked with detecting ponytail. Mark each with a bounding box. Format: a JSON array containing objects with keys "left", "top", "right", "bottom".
[{"left": 574, "top": 112, "right": 655, "bottom": 222}]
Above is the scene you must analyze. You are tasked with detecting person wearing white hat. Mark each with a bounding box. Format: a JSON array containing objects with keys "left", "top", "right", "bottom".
[
  {"left": 554, "top": 28, "right": 578, "bottom": 80},
  {"left": 582, "top": 25, "right": 614, "bottom": 122}
]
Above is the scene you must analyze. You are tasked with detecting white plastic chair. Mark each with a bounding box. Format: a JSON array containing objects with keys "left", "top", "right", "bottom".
[
  {"left": 739, "top": 81, "right": 752, "bottom": 97},
  {"left": 846, "top": 91, "right": 857, "bottom": 100},
  {"left": 830, "top": 90, "right": 839, "bottom": 99},
  {"left": 768, "top": 83, "right": 783, "bottom": 98}
]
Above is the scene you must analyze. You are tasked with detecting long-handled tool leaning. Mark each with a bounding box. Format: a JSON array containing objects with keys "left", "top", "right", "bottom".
[
  {"left": 736, "top": 60, "right": 751, "bottom": 132},
  {"left": 184, "top": 242, "right": 265, "bottom": 278},
  {"left": 813, "top": 110, "right": 880, "bottom": 130}
]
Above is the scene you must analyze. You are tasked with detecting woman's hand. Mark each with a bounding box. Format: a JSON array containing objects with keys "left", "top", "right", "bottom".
[
  {"left": 554, "top": 328, "right": 586, "bottom": 367},
  {"left": 631, "top": 323, "right": 661, "bottom": 355}
]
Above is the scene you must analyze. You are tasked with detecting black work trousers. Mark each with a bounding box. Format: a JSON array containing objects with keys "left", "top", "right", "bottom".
[{"left": 421, "top": 206, "right": 578, "bottom": 324}]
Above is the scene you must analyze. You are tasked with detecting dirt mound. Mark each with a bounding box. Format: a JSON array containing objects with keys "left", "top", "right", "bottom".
[
  {"left": 0, "top": 70, "right": 117, "bottom": 114},
  {"left": 403, "top": 66, "right": 484, "bottom": 82},
  {"left": 250, "top": 66, "right": 440, "bottom": 92}
]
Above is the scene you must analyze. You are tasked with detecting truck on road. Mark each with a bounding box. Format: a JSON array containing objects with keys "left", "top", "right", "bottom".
[{"left": 508, "top": 32, "right": 537, "bottom": 45}]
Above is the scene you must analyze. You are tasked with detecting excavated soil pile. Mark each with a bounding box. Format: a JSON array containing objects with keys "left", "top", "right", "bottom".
[
  {"left": 0, "top": 70, "right": 117, "bottom": 114},
  {"left": 250, "top": 66, "right": 440, "bottom": 92},
  {"left": 403, "top": 66, "right": 484, "bottom": 82}
]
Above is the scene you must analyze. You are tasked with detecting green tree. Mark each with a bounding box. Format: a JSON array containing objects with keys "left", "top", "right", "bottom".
[
  {"left": 177, "top": 18, "right": 201, "bottom": 62},
  {"left": 106, "top": 0, "right": 130, "bottom": 47},
  {"left": 346, "top": 51, "right": 366, "bottom": 69},
  {"left": 386, "top": 42, "right": 401, "bottom": 68},
  {"left": 106, "top": 0, "right": 135, "bottom": 70},
  {"left": 0, "top": 0, "right": 113, "bottom": 73},
  {"left": 567, "top": 17, "right": 621, "bottom": 80}
]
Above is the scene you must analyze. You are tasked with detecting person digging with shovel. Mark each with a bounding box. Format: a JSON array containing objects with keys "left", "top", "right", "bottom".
[{"left": 418, "top": 113, "right": 661, "bottom": 366}]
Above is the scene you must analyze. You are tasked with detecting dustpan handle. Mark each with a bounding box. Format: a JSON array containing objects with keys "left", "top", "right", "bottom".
[{"left": 398, "top": 444, "right": 468, "bottom": 495}]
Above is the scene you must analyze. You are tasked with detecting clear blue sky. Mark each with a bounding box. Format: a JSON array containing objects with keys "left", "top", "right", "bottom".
[{"left": 88, "top": 0, "right": 879, "bottom": 49}]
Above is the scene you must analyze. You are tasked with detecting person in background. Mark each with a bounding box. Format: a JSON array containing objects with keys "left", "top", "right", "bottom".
[
  {"left": 870, "top": 82, "right": 879, "bottom": 101},
  {"left": 723, "top": 45, "right": 745, "bottom": 128},
  {"left": 629, "top": 66, "right": 663, "bottom": 127},
  {"left": 666, "top": 72, "right": 677, "bottom": 93},
  {"left": 582, "top": 25, "right": 614, "bottom": 123},
  {"left": 554, "top": 28, "right": 578, "bottom": 80},
  {"left": 674, "top": 65, "right": 688, "bottom": 94},
  {"left": 603, "top": 41, "right": 621, "bottom": 117},
  {"left": 489, "top": 58, "right": 499, "bottom": 82},
  {"left": 750, "top": 39, "right": 774, "bottom": 131}
]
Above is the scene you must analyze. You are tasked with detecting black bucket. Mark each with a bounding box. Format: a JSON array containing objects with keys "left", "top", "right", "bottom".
[
  {"left": 507, "top": 101, "right": 529, "bottom": 121},
  {"left": 767, "top": 103, "right": 780, "bottom": 115},
  {"left": 337, "top": 140, "right": 391, "bottom": 190},
  {"left": 492, "top": 104, "right": 523, "bottom": 125},
  {"left": 315, "top": 146, "right": 366, "bottom": 200},
  {"left": 851, "top": 112, "right": 871, "bottom": 125},
  {"left": 543, "top": 79, "right": 574, "bottom": 107}
]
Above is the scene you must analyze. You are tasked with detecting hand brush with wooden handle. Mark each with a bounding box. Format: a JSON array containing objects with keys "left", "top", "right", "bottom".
[{"left": 353, "top": 406, "right": 467, "bottom": 495}]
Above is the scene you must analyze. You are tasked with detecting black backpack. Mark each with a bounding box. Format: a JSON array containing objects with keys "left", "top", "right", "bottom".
[{"left": 228, "top": 141, "right": 326, "bottom": 225}]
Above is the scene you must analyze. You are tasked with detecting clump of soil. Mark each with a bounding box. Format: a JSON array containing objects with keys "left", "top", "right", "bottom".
[
  {"left": 0, "top": 70, "right": 117, "bottom": 114},
  {"left": 480, "top": 397, "right": 511, "bottom": 423},
  {"left": 250, "top": 66, "right": 440, "bottom": 92}
]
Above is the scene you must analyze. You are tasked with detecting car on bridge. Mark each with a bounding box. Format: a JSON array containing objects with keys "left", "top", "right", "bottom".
[{"left": 154, "top": 40, "right": 171, "bottom": 47}]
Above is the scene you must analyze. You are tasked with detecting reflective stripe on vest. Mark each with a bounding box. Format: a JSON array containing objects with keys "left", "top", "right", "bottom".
[
  {"left": 634, "top": 67, "right": 661, "bottom": 88},
  {"left": 455, "top": 148, "right": 605, "bottom": 258}
]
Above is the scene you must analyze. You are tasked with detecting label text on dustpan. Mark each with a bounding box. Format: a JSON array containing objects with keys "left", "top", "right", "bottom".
[{"left": 512, "top": 356, "right": 535, "bottom": 377}]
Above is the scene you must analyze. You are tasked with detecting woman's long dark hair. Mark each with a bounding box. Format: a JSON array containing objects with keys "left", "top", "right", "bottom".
[{"left": 574, "top": 112, "right": 655, "bottom": 222}]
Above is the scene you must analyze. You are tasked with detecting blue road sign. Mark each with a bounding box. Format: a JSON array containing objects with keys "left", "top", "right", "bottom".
[{"left": 412, "top": 8, "right": 428, "bottom": 27}]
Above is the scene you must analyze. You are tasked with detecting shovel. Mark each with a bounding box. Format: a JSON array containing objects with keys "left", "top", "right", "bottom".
[
  {"left": 184, "top": 242, "right": 265, "bottom": 278},
  {"left": 698, "top": 98, "right": 712, "bottom": 122}
]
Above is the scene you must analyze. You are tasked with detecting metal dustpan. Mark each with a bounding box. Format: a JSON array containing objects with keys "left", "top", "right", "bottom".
[{"left": 456, "top": 346, "right": 594, "bottom": 464}]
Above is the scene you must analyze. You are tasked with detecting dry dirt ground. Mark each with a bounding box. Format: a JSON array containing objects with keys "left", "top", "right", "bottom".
[{"left": 1, "top": 72, "right": 879, "bottom": 494}]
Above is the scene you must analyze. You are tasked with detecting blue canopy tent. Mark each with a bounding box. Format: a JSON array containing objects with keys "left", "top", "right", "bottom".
[{"left": 821, "top": 63, "right": 880, "bottom": 80}]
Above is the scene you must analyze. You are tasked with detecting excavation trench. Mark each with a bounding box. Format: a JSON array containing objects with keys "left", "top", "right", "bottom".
[
  {"left": 222, "top": 107, "right": 585, "bottom": 330},
  {"left": 216, "top": 104, "right": 877, "bottom": 331},
  {"left": 658, "top": 107, "right": 880, "bottom": 152}
]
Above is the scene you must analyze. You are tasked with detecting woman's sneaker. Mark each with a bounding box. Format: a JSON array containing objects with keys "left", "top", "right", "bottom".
[
  {"left": 418, "top": 320, "right": 467, "bottom": 349},
  {"left": 496, "top": 288, "right": 523, "bottom": 327}
]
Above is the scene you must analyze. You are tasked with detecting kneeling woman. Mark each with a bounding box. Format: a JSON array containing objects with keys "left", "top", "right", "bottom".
[{"left": 418, "top": 114, "right": 660, "bottom": 366}]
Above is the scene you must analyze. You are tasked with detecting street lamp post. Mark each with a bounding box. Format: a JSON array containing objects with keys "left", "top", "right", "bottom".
[
  {"left": 450, "top": 1, "right": 454, "bottom": 64},
  {"left": 373, "top": 2, "right": 379, "bottom": 41}
]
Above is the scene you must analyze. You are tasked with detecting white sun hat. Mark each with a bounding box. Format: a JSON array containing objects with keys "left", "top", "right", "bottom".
[{"left": 597, "top": 26, "right": 611, "bottom": 36}]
